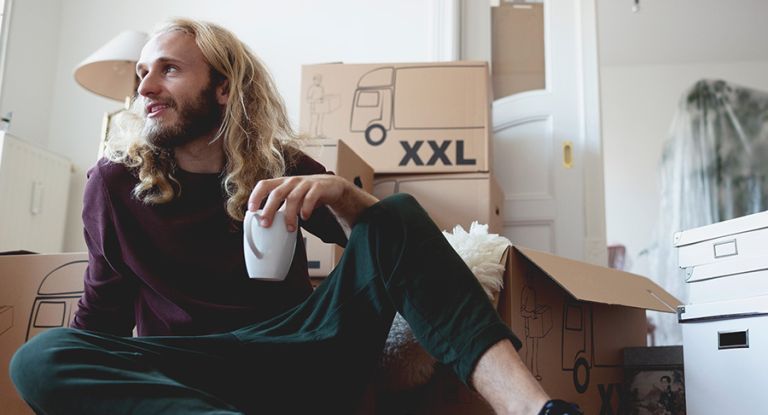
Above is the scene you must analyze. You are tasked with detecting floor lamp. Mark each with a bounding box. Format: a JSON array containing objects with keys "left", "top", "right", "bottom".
[{"left": 73, "top": 30, "right": 148, "bottom": 157}]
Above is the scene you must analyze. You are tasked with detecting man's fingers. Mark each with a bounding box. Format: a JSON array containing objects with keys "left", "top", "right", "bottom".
[
  {"left": 261, "top": 181, "right": 293, "bottom": 226},
  {"left": 281, "top": 181, "right": 311, "bottom": 231},
  {"left": 300, "top": 186, "right": 322, "bottom": 221},
  {"left": 247, "top": 175, "right": 344, "bottom": 228},
  {"left": 248, "top": 178, "right": 281, "bottom": 212}
]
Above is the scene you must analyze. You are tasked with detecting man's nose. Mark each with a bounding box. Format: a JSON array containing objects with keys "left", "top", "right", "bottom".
[{"left": 137, "top": 72, "right": 160, "bottom": 97}]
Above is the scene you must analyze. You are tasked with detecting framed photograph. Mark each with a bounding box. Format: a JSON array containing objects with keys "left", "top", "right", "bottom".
[{"left": 623, "top": 346, "right": 686, "bottom": 415}]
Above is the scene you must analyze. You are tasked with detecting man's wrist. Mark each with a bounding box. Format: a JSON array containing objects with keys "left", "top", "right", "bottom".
[{"left": 330, "top": 179, "right": 378, "bottom": 228}]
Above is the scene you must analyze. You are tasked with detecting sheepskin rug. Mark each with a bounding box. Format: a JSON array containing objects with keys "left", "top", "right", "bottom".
[{"left": 376, "top": 222, "right": 511, "bottom": 391}]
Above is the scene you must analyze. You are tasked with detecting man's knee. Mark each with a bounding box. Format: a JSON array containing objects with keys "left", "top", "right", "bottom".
[
  {"left": 377, "top": 193, "right": 434, "bottom": 230},
  {"left": 379, "top": 193, "right": 420, "bottom": 213},
  {"left": 10, "top": 327, "right": 82, "bottom": 401}
]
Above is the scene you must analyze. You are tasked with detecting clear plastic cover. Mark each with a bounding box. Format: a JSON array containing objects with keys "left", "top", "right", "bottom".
[{"left": 649, "top": 80, "right": 768, "bottom": 345}]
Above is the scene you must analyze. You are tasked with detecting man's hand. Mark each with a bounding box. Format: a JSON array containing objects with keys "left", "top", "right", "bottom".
[{"left": 247, "top": 175, "right": 379, "bottom": 231}]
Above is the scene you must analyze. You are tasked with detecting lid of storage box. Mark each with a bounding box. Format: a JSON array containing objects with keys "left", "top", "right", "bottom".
[
  {"left": 677, "top": 294, "right": 768, "bottom": 322},
  {"left": 686, "top": 255, "right": 768, "bottom": 282},
  {"left": 673, "top": 210, "right": 768, "bottom": 247},
  {"left": 515, "top": 247, "right": 681, "bottom": 312}
]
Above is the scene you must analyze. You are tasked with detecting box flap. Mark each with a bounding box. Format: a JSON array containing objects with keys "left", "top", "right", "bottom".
[
  {"left": 514, "top": 246, "right": 681, "bottom": 312},
  {"left": 673, "top": 210, "right": 768, "bottom": 247}
]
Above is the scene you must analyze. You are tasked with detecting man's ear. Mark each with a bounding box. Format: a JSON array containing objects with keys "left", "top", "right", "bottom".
[{"left": 216, "top": 79, "right": 230, "bottom": 105}]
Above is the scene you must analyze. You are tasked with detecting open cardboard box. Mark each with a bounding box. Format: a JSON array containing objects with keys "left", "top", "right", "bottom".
[
  {"left": 498, "top": 246, "right": 681, "bottom": 415},
  {"left": 383, "top": 246, "right": 681, "bottom": 415},
  {"left": 0, "top": 252, "right": 88, "bottom": 415}
]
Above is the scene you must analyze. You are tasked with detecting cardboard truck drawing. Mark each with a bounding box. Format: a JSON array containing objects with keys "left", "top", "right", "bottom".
[
  {"left": 300, "top": 62, "right": 492, "bottom": 173},
  {"left": 25, "top": 260, "right": 87, "bottom": 340},
  {"left": 0, "top": 252, "right": 87, "bottom": 415}
]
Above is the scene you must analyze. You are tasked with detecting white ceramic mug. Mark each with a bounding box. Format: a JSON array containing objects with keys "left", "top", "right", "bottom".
[{"left": 243, "top": 209, "right": 297, "bottom": 281}]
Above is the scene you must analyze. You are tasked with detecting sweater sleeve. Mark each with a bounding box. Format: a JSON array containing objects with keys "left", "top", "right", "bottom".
[{"left": 71, "top": 163, "right": 137, "bottom": 336}]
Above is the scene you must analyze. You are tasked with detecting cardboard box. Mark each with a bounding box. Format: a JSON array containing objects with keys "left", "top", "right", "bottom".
[
  {"left": 301, "top": 139, "right": 374, "bottom": 276},
  {"left": 368, "top": 246, "right": 681, "bottom": 415},
  {"left": 497, "top": 246, "right": 681, "bottom": 415},
  {"left": 372, "top": 172, "right": 503, "bottom": 234},
  {"left": 299, "top": 62, "right": 492, "bottom": 173},
  {"left": 0, "top": 252, "right": 87, "bottom": 415},
  {"left": 491, "top": 2, "right": 545, "bottom": 97},
  {"left": 678, "top": 295, "right": 767, "bottom": 415}
]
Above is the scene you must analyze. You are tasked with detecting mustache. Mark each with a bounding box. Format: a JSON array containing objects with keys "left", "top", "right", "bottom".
[{"left": 139, "top": 97, "right": 177, "bottom": 116}]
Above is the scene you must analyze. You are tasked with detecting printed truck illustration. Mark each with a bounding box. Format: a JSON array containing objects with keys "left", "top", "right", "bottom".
[
  {"left": 0, "top": 305, "right": 12, "bottom": 336},
  {"left": 349, "top": 65, "right": 487, "bottom": 148},
  {"left": 26, "top": 260, "right": 87, "bottom": 341},
  {"left": 561, "top": 301, "right": 646, "bottom": 394}
]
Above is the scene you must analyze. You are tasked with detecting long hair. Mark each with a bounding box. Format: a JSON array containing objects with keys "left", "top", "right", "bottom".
[{"left": 105, "top": 18, "right": 299, "bottom": 221}]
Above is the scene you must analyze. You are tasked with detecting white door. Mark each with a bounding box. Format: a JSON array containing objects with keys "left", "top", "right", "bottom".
[{"left": 461, "top": 0, "right": 606, "bottom": 264}]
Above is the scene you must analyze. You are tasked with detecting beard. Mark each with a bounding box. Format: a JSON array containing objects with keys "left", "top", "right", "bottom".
[{"left": 142, "top": 80, "right": 224, "bottom": 149}]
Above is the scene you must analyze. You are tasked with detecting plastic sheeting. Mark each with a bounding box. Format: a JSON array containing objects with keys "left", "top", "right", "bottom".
[{"left": 649, "top": 79, "right": 768, "bottom": 345}]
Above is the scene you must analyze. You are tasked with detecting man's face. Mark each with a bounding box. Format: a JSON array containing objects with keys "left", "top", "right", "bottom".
[{"left": 136, "top": 31, "right": 227, "bottom": 149}]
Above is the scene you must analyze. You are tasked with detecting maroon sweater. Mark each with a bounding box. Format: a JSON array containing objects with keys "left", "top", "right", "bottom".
[{"left": 72, "top": 155, "right": 347, "bottom": 337}]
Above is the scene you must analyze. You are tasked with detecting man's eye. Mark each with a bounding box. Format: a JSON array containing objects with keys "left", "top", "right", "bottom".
[{"left": 164, "top": 66, "right": 178, "bottom": 74}]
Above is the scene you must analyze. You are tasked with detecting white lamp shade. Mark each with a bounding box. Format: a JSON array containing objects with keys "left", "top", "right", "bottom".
[{"left": 74, "top": 30, "right": 149, "bottom": 101}]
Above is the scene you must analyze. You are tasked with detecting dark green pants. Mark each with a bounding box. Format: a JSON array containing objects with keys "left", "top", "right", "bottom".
[{"left": 10, "top": 194, "right": 520, "bottom": 414}]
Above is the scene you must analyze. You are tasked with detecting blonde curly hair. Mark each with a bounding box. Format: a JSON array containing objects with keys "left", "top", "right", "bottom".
[{"left": 105, "top": 18, "right": 300, "bottom": 221}]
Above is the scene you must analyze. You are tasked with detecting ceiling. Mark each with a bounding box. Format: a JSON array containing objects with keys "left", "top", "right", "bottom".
[{"left": 597, "top": 0, "right": 768, "bottom": 66}]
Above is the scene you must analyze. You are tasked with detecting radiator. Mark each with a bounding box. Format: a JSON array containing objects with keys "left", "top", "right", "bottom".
[{"left": 0, "top": 132, "right": 72, "bottom": 253}]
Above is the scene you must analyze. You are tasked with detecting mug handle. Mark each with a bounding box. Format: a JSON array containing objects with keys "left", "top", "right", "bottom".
[{"left": 244, "top": 212, "right": 264, "bottom": 259}]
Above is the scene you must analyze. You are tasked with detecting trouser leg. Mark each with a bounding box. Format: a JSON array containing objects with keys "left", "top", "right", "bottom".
[
  {"left": 233, "top": 193, "right": 522, "bottom": 410},
  {"left": 10, "top": 327, "right": 248, "bottom": 415}
]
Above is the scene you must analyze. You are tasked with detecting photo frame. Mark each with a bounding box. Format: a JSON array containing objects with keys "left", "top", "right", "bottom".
[{"left": 623, "top": 346, "right": 686, "bottom": 415}]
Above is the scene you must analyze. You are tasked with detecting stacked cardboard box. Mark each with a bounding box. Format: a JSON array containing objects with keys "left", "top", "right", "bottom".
[
  {"left": 297, "top": 62, "right": 685, "bottom": 414},
  {"left": 298, "top": 61, "right": 502, "bottom": 277},
  {"left": 674, "top": 211, "right": 768, "bottom": 414}
]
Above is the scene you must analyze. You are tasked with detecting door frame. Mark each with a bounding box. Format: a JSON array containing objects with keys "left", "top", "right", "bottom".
[{"left": 434, "top": 0, "right": 607, "bottom": 264}]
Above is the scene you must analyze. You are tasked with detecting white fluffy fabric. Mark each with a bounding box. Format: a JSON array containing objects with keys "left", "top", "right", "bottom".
[{"left": 376, "top": 222, "right": 512, "bottom": 391}]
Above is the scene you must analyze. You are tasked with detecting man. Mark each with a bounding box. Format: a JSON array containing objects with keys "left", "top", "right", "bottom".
[{"left": 10, "top": 19, "right": 581, "bottom": 415}]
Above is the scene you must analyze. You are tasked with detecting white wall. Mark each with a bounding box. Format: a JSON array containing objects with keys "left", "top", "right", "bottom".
[
  {"left": 4, "top": 0, "right": 444, "bottom": 252},
  {"left": 598, "top": 0, "right": 768, "bottom": 345},
  {"left": 0, "top": 0, "right": 62, "bottom": 147}
]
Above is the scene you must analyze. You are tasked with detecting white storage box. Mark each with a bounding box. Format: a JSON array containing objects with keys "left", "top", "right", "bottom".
[
  {"left": 685, "top": 256, "right": 768, "bottom": 304},
  {"left": 674, "top": 210, "right": 768, "bottom": 270},
  {"left": 678, "top": 296, "right": 768, "bottom": 415}
]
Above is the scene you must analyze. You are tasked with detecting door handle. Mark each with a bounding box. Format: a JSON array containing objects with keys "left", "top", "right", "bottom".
[{"left": 562, "top": 141, "right": 573, "bottom": 169}]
